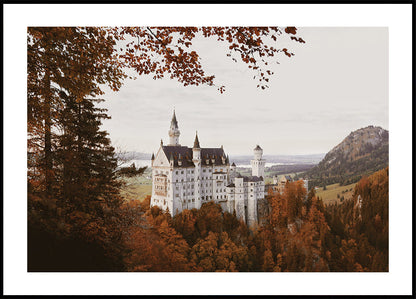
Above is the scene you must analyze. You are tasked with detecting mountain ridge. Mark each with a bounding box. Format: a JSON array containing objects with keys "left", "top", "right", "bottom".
[{"left": 306, "top": 125, "right": 389, "bottom": 187}]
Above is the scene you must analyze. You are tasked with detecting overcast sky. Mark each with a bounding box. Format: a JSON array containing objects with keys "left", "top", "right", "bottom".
[{"left": 98, "top": 27, "right": 388, "bottom": 156}]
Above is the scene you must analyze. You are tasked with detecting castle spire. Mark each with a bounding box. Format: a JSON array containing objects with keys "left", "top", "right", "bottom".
[
  {"left": 171, "top": 109, "right": 178, "bottom": 129},
  {"left": 193, "top": 131, "right": 200, "bottom": 148},
  {"left": 168, "top": 109, "right": 180, "bottom": 146}
]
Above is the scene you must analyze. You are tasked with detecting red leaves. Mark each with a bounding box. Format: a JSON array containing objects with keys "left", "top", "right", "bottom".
[
  {"left": 290, "top": 36, "right": 306, "bottom": 43},
  {"left": 114, "top": 26, "right": 303, "bottom": 93},
  {"left": 285, "top": 27, "right": 297, "bottom": 35},
  {"left": 29, "top": 26, "right": 304, "bottom": 103},
  {"left": 282, "top": 48, "right": 294, "bottom": 57}
]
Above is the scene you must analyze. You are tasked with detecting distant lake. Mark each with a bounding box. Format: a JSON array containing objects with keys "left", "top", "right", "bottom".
[
  {"left": 119, "top": 160, "right": 294, "bottom": 169},
  {"left": 237, "top": 163, "right": 294, "bottom": 168}
]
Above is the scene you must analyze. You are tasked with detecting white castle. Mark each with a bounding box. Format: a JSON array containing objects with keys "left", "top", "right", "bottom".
[{"left": 150, "top": 111, "right": 265, "bottom": 227}]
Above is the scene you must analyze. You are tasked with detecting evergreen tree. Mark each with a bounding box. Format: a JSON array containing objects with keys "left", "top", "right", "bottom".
[
  {"left": 28, "top": 93, "right": 124, "bottom": 271},
  {"left": 57, "top": 94, "right": 122, "bottom": 216}
]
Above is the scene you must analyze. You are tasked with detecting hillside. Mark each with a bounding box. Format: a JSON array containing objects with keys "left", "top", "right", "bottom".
[{"left": 306, "top": 126, "right": 388, "bottom": 187}]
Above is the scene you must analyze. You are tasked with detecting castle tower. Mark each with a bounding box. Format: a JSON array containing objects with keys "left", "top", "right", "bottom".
[
  {"left": 192, "top": 132, "right": 202, "bottom": 209},
  {"left": 229, "top": 162, "right": 237, "bottom": 184},
  {"left": 251, "top": 145, "right": 265, "bottom": 178},
  {"left": 234, "top": 176, "right": 246, "bottom": 224},
  {"left": 168, "top": 110, "right": 180, "bottom": 146}
]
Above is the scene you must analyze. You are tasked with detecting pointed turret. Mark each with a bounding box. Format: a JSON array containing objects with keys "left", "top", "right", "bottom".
[
  {"left": 171, "top": 109, "right": 178, "bottom": 129},
  {"left": 192, "top": 131, "right": 201, "bottom": 162},
  {"left": 168, "top": 109, "right": 180, "bottom": 146},
  {"left": 193, "top": 131, "right": 200, "bottom": 149},
  {"left": 178, "top": 153, "right": 182, "bottom": 166},
  {"left": 151, "top": 153, "right": 155, "bottom": 160}
]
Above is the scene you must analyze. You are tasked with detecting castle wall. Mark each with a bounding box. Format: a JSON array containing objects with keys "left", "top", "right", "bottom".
[
  {"left": 247, "top": 182, "right": 258, "bottom": 228},
  {"left": 234, "top": 177, "right": 247, "bottom": 223}
]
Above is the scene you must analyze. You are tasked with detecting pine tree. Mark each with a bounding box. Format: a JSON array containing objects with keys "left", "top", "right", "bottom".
[
  {"left": 57, "top": 94, "right": 122, "bottom": 217},
  {"left": 28, "top": 93, "right": 125, "bottom": 271}
]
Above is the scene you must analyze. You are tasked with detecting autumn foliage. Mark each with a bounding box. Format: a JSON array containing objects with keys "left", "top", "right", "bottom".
[
  {"left": 119, "top": 168, "right": 388, "bottom": 272},
  {"left": 27, "top": 27, "right": 388, "bottom": 272}
]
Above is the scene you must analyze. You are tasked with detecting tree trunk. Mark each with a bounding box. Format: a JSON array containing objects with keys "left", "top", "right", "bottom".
[{"left": 44, "top": 69, "right": 53, "bottom": 196}]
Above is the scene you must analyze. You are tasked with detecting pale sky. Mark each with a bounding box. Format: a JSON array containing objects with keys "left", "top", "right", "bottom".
[{"left": 98, "top": 27, "right": 388, "bottom": 156}]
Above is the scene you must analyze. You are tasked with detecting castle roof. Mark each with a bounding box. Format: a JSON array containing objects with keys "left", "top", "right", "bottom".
[
  {"left": 245, "top": 176, "right": 263, "bottom": 182},
  {"left": 254, "top": 145, "right": 262, "bottom": 150},
  {"left": 161, "top": 146, "right": 227, "bottom": 168},
  {"left": 235, "top": 174, "right": 263, "bottom": 182}
]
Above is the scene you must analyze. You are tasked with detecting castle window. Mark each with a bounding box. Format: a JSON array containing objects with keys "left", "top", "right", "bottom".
[
  {"left": 176, "top": 171, "right": 178, "bottom": 174},
  {"left": 181, "top": 171, "right": 184, "bottom": 174}
]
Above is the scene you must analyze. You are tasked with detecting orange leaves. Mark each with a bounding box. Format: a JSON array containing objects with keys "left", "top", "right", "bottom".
[
  {"left": 282, "top": 48, "right": 294, "bottom": 58},
  {"left": 113, "top": 26, "right": 304, "bottom": 92},
  {"left": 290, "top": 36, "right": 306, "bottom": 43},
  {"left": 190, "top": 231, "right": 248, "bottom": 272},
  {"left": 285, "top": 27, "right": 297, "bottom": 35}
]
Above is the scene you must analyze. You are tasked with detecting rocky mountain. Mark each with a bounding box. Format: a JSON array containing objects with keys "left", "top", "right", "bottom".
[{"left": 306, "top": 126, "right": 389, "bottom": 187}]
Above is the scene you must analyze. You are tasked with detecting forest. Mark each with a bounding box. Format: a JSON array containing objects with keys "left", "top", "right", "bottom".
[
  {"left": 27, "top": 27, "right": 388, "bottom": 272},
  {"left": 29, "top": 168, "right": 388, "bottom": 272}
]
